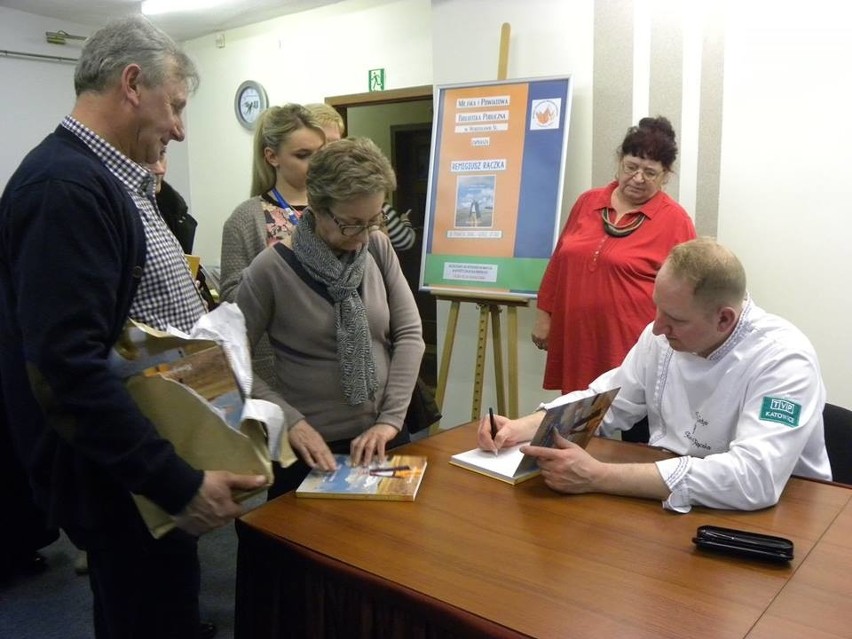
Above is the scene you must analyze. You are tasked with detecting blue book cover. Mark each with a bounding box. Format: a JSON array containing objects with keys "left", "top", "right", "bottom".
[{"left": 296, "top": 454, "right": 428, "bottom": 501}]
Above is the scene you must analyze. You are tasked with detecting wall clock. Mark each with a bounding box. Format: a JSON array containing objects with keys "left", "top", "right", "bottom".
[{"left": 234, "top": 80, "right": 268, "bottom": 130}]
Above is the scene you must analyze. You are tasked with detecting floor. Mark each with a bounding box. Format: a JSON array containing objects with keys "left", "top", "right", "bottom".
[{"left": 0, "top": 494, "right": 265, "bottom": 639}]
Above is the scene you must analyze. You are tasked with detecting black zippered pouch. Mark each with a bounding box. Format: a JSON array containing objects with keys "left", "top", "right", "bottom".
[{"left": 692, "top": 525, "right": 794, "bottom": 562}]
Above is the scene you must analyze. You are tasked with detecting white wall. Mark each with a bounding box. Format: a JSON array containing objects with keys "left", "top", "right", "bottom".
[
  {"left": 0, "top": 7, "right": 195, "bottom": 213},
  {"left": 0, "top": 7, "right": 92, "bottom": 192},
  {"left": 2, "top": 0, "right": 849, "bottom": 422},
  {"left": 717, "top": 2, "right": 851, "bottom": 407},
  {"left": 182, "top": 0, "right": 433, "bottom": 265}
]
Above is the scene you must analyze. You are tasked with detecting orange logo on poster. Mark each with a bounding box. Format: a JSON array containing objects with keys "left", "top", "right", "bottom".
[
  {"left": 530, "top": 99, "right": 561, "bottom": 130},
  {"left": 535, "top": 104, "right": 556, "bottom": 126}
]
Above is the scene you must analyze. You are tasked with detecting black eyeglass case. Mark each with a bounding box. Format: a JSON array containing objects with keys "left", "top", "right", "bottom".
[{"left": 692, "top": 525, "right": 794, "bottom": 562}]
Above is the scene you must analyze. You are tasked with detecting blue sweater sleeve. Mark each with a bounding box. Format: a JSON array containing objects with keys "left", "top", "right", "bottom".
[{"left": 0, "top": 142, "right": 202, "bottom": 516}]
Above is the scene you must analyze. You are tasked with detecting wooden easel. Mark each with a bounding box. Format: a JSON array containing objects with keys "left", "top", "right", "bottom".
[
  {"left": 431, "top": 24, "right": 529, "bottom": 433},
  {"left": 432, "top": 291, "right": 528, "bottom": 426}
]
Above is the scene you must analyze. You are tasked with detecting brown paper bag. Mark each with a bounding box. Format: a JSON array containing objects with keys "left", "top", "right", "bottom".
[
  {"left": 128, "top": 374, "right": 272, "bottom": 538},
  {"left": 115, "top": 320, "right": 272, "bottom": 538}
]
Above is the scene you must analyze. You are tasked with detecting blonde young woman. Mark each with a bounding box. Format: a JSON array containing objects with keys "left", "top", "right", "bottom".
[
  {"left": 220, "top": 103, "right": 325, "bottom": 385},
  {"left": 304, "top": 102, "right": 344, "bottom": 143},
  {"left": 305, "top": 102, "right": 416, "bottom": 251}
]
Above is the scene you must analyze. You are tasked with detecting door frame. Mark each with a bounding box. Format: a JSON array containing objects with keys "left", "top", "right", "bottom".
[{"left": 325, "top": 84, "right": 433, "bottom": 131}]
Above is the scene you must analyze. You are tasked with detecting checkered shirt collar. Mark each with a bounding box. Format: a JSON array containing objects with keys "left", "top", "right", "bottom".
[{"left": 61, "top": 116, "right": 156, "bottom": 198}]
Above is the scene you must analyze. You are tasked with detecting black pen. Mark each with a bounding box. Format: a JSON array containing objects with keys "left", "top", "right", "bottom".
[
  {"left": 369, "top": 465, "right": 411, "bottom": 475},
  {"left": 489, "top": 407, "right": 499, "bottom": 456}
]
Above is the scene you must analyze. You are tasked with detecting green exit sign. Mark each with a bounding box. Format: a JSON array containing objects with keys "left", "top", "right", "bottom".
[{"left": 368, "top": 68, "right": 385, "bottom": 92}]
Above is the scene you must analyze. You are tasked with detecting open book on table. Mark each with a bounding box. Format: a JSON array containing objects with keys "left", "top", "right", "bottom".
[{"left": 449, "top": 387, "right": 620, "bottom": 485}]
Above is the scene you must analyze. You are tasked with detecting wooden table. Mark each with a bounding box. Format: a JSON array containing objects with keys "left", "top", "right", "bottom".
[
  {"left": 235, "top": 422, "right": 852, "bottom": 639},
  {"left": 746, "top": 494, "right": 852, "bottom": 638}
]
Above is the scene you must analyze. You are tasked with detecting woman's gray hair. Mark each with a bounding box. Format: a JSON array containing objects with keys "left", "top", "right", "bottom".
[
  {"left": 250, "top": 104, "right": 324, "bottom": 197},
  {"left": 307, "top": 137, "right": 396, "bottom": 213},
  {"left": 74, "top": 16, "right": 199, "bottom": 96}
]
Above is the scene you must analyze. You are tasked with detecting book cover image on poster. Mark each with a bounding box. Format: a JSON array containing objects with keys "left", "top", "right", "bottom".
[
  {"left": 455, "top": 175, "right": 496, "bottom": 228},
  {"left": 296, "top": 454, "right": 427, "bottom": 501},
  {"left": 449, "top": 388, "right": 620, "bottom": 485}
]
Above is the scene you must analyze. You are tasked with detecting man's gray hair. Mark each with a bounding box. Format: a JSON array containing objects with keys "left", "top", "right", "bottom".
[{"left": 74, "top": 15, "right": 199, "bottom": 96}]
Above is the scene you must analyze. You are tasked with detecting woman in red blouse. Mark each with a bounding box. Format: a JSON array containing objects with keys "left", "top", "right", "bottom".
[{"left": 533, "top": 116, "right": 696, "bottom": 394}]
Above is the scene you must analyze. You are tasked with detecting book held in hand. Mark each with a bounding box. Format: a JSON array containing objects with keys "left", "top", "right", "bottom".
[
  {"left": 296, "top": 454, "right": 428, "bottom": 501},
  {"left": 449, "top": 388, "right": 620, "bottom": 485},
  {"left": 111, "top": 308, "right": 280, "bottom": 538}
]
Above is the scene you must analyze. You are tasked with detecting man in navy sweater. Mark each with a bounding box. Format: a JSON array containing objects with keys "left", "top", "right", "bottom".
[{"left": 0, "top": 16, "right": 266, "bottom": 638}]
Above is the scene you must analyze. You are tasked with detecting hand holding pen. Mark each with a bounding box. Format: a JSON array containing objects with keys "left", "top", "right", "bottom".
[
  {"left": 478, "top": 409, "right": 546, "bottom": 454},
  {"left": 489, "top": 408, "right": 499, "bottom": 456},
  {"left": 478, "top": 407, "right": 503, "bottom": 455}
]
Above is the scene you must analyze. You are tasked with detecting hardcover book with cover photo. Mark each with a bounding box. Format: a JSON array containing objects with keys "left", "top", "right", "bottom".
[
  {"left": 296, "top": 453, "right": 428, "bottom": 501},
  {"left": 449, "top": 388, "right": 620, "bottom": 485}
]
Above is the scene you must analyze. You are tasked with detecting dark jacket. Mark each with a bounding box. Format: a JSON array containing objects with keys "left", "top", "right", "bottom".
[
  {"left": 0, "top": 126, "right": 202, "bottom": 538},
  {"left": 156, "top": 180, "right": 197, "bottom": 254}
]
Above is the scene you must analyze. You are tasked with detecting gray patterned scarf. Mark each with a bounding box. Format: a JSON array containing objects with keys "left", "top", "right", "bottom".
[{"left": 292, "top": 209, "right": 378, "bottom": 405}]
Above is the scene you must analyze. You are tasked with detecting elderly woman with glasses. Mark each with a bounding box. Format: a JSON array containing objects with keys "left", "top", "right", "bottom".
[
  {"left": 235, "top": 137, "right": 425, "bottom": 498},
  {"left": 532, "top": 116, "right": 696, "bottom": 405}
]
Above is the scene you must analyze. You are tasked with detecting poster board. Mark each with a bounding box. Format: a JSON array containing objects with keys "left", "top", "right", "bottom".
[{"left": 420, "top": 76, "right": 572, "bottom": 299}]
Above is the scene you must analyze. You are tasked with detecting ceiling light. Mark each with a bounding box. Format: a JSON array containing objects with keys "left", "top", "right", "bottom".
[{"left": 141, "top": 0, "right": 232, "bottom": 16}]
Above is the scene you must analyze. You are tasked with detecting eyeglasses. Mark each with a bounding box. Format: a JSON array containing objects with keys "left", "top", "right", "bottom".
[
  {"left": 621, "top": 159, "right": 664, "bottom": 182},
  {"left": 324, "top": 208, "right": 387, "bottom": 237}
]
